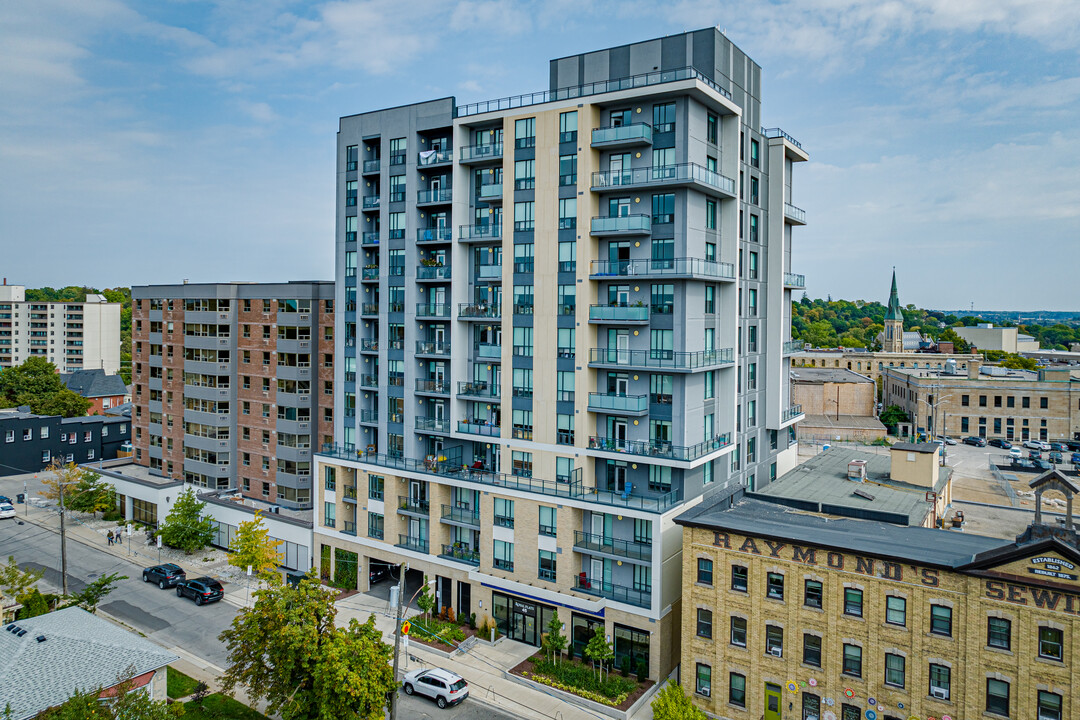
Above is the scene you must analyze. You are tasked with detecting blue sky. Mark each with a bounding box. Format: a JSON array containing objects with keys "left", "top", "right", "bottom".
[{"left": 2, "top": 0, "right": 1079, "bottom": 310}]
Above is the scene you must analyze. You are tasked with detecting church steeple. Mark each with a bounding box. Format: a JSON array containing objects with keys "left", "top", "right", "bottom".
[{"left": 883, "top": 269, "right": 905, "bottom": 353}]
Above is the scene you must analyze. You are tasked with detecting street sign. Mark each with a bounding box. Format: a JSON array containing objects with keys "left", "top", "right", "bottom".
[{"left": 401, "top": 621, "right": 411, "bottom": 636}]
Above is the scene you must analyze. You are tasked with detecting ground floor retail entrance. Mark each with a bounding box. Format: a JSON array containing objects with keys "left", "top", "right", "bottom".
[{"left": 492, "top": 592, "right": 557, "bottom": 646}]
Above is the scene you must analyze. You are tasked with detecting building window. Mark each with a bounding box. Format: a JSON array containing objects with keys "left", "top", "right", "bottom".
[
  {"left": 493, "top": 498, "right": 515, "bottom": 528},
  {"left": 493, "top": 540, "right": 514, "bottom": 571},
  {"left": 1038, "top": 690, "right": 1062, "bottom": 720},
  {"left": 986, "top": 678, "right": 1009, "bottom": 717},
  {"left": 696, "top": 558, "right": 713, "bottom": 585},
  {"left": 842, "top": 644, "right": 862, "bottom": 677},
  {"left": 929, "top": 663, "right": 951, "bottom": 700},
  {"left": 802, "top": 634, "right": 821, "bottom": 667},
  {"left": 538, "top": 550, "right": 556, "bottom": 581},
  {"left": 514, "top": 117, "right": 535, "bottom": 148},
  {"left": 930, "top": 604, "right": 953, "bottom": 636},
  {"left": 367, "top": 513, "right": 383, "bottom": 540},
  {"left": 750, "top": 138, "right": 759, "bottom": 168},
  {"left": 324, "top": 466, "right": 336, "bottom": 491},
  {"left": 844, "top": 588, "right": 863, "bottom": 617},
  {"left": 652, "top": 102, "right": 675, "bottom": 132},
  {"left": 884, "top": 653, "right": 905, "bottom": 688},
  {"left": 765, "top": 625, "right": 783, "bottom": 657},
  {"left": 706, "top": 113, "right": 718, "bottom": 144},
  {"left": 696, "top": 609, "right": 712, "bottom": 638},
  {"left": 1040, "top": 396, "right": 1048, "bottom": 409},
  {"left": 961, "top": 394, "right": 969, "bottom": 406},
  {"left": 987, "top": 617, "right": 1011, "bottom": 650},
  {"left": 804, "top": 579, "right": 823, "bottom": 608},
  {"left": 695, "top": 663, "right": 711, "bottom": 696},
  {"left": 323, "top": 502, "right": 335, "bottom": 528},
  {"left": 538, "top": 506, "right": 557, "bottom": 537},
  {"left": 559, "top": 110, "right": 577, "bottom": 142},
  {"left": 1038, "top": 626, "right": 1063, "bottom": 660},
  {"left": 368, "top": 475, "right": 384, "bottom": 501},
  {"left": 766, "top": 572, "right": 784, "bottom": 600},
  {"left": 886, "top": 596, "right": 907, "bottom": 626},
  {"left": 729, "top": 616, "right": 746, "bottom": 646},
  {"left": 731, "top": 565, "right": 748, "bottom": 592},
  {"left": 728, "top": 672, "right": 744, "bottom": 706}
]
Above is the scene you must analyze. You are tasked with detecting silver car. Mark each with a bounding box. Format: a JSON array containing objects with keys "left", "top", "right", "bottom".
[{"left": 402, "top": 668, "right": 468, "bottom": 708}]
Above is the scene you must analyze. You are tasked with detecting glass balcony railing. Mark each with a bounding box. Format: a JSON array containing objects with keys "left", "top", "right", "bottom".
[
  {"left": 574, "top": 575, "right": 650, "bottom": 608},
  {"left": 590, "top": 214, "right": 652, "bottom": 235},
  {"left": 588, "top": 393, "right": 649, "bottom": 414},
  {"left": 591, "top": 163, "right": 735, "bottom": 196},
  {"left": 417, "top": 227, "right": 453, "bottom": 243},
  {"left": 478, "top": 183, "right": 503, "bottom": 201},
  {"left": 591, "top": 123, "right": 653, "bottom": 146},
  {"left": 342, "top": 484, "right": 358, "bottom": 502},
  {"left": 783, "top": 340, "right": 803, "bottom": 355},
  {"left": 360, "top": 303, "right": 379, "bottom": 315},
  {"left": 416, "top": 265, "right": 451, "bottom": 281},
  {"left": 588, "top": 347, "right": 734, "bottom": 370},
  {"left": 361, "top": 232, "right": 379, "bottom": 246},
  {"left": 360, "top": 374, "right": 378, "bottom": 388},
  {"left": 396, "top": 534, "right": 429, "bottom": 554},
  {"left": 573, "top": 531, "right": 651, "bottom": 561},
  {"left": 476, "top": 263, "right": 502, "bottom": 280},
  {"left": 763, "top": 127, "right": 803, "bottom": 149},
  {"left": 459, "top": 303, "right": 501, "bottom": 319},
  {"left": 362, "top": 159, "right": 380, "bottom": 173},
  {"left": 416, "top": 340, "right": 450, "bottom": 356},
  {"left": 476, "top": 343, "right": 501, "bottom": 359},
  {"left": 458, "top": 420, "right": 500, "bottom": 437},
  {"left": 782, "top": 404, "right": 804, "bottom": 423},
  {"left": 587, "top": 433, "right": 733, "bottom": 462},
  {"left": 457, "top": 381, "right": 500, "bottom": 399},
  {"left": 458, "top": 224, "right": 502, "bottom": 241},
  {"left": 360, "top": 339, "right": 379, "bottom": 353},
  {"left": 416, "top": 303, "right": 450, "bottom": 318},
  {"left": 440, "top": 544, "right": 480, "bottom": 565},
  {"left": 418, "top": 149, "right": 453, "bottom": 166},
  {"left": 459, "top": 142, "right": 503, "bottom": 162},
  {"left": 784, "top": 272, "right": 806, "bottom": 288},
  {"left": 398, "top": 495, "right": 430, "bottom": 515},
  {"left": 416, "top": 417, "right": 451, "bottom": 433},
  {"left": 588, "top": 305, "right": 650, "bottom": 323},
  {"left": 784, "top": 202, "right": 807, "bottom": 224},
  {"left": 417, "top": 188, "right": 453, "bottom": 204},
  {"left": 361, "top": 267, "right": 379, "bottom": 281},
  {"left": 359, "top": 410, "right": 378, "bottom": 424},
  {"left": 415, "top": 379, "right": 450, "bottom": 395},
  {"left": 441, "top": 505, "right": 480, "bottom": 526},
  {"left": 362, "top": 196, "right": 380, "bottom": 209},
  {"left": 590, "top": 257, "right": 734, "bottom": 280}
]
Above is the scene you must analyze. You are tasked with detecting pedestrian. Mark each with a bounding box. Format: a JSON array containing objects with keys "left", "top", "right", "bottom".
[
  {"left": 115, "top": 530, "right": 123, "bottom": 546},
  {"left": 107, "top": 530, "right": 114, "bottom": 546}
]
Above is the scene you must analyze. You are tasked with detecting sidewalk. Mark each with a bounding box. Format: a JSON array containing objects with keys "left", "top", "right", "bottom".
[{"left": 334, "top": 590, "right": 655, "bottom": 720}]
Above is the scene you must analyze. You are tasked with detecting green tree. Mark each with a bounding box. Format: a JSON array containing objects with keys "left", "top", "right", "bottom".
[
  {"left": 228, "top": 511, "right": 284, "bottom": 578},
  {"left": 999, "top": 353, "right": 1038, "bottom": 370},
  {"left": 938, "top": 327, "right": 970, "bottom": 352},
  {"left": 157, "top": 488, "right": 215, "bottom": 554},
  {"left": 879, "top": 405, "right": 910, "bottom": 432},
  {"left": 34, "top": 674, "right": 182, "bottom": 719},
  {"left": 16, "top": 588, "right": 50, "bottom": 619},
  {"left": 0, "top": 555, "right": 45, "bottom": 599},
  {"left": 542, "top": 609, "right": 567, "bottom": 662},
  {"left": 416, "top": 574, "right": 434, "bottom": 620},
  {"left": 35, "top": 388, "right": 92, "bottom": 418},
  {"left": 63, "top": 572, "right": 127, "bottom": 613},
  {"left": 584, "top": 627, "right": 614, "bottom": 680},
  {"left": 651, "top": 682, "right": 707, "bottom": 720},
  {"left": 219, "top": 575, "right": 395, "bottom": 720},
  {"left": 66, "top": 471, "right": 115, "bottom": 517}
]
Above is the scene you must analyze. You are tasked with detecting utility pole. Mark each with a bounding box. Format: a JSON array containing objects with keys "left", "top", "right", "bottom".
[
  {"left": 389, "top": 565, "right": 406, "bottom": 720},
  {"left": 58, "top": 475, "right": 68, "bottom": 596}
]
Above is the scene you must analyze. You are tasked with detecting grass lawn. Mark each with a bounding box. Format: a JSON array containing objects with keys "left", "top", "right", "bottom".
[
  {"left": 183, "top": 694, "right": 268, "bottom": 720},
  {"left": 166, "top": 667, "right": 201, "bottom": 699}
]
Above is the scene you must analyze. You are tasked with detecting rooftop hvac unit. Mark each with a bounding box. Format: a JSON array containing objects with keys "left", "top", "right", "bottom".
[{"left": 847, "top": 459, "right": 867, "bottom": 481}]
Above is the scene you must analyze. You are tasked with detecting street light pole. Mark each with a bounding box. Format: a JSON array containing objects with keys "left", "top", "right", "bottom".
[
  {"left": 390, "top": 569, "right": 433, "bottom": 720},
  {"left": 58, "top": 477, "right": 68, "bottom": 596}
]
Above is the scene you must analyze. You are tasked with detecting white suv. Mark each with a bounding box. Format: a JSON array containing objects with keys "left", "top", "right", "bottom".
[
  {"left": 1024, "top": 440, "right": 1051, "bottom": 451},
  {"left": 402, "top": 668, "right": 469, "bottom": 708}
]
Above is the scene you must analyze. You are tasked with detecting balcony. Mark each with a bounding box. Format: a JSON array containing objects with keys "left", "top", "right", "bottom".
[
  {"left": 418, "top": 149, "right": 453, "bottom": 167},
  {"left": 587, "top": 433, "right": 733, "bottom": 462},
  {"left": 342, "top": 484, "right": 358, "bottom": 503},
  {"left": 574, "top": 576, "right": 650, "bottom": 608},
  {"left": 588, "top": 305, "right": 650, "bottom": 324},
  {"left": 360, "top": 410, "right": 378, "bottom": 425},
  {"left": 417, "top": 188, "right": 453, "bottom": 206},
  {"left": 440, "top": 544, "right": 480, "bottom": 566},
  {"left": 415, "top": 303, "right": 451, "bottom": 319},
  {"left": 475, "top": 343, "right": 502, "bottom": 360},
  {"left": 784, "top": 272, "right": 806, "bottom": 289},
  {"left": 459, "top": 142, "right": 503, "bottom": 164},
  {"left": 342, "top": 520, "right": 357, "bottom": 536},
  {"left": 415, "top": 378, "right": 450, "bottom": 396},
  {"left": 360, "top": 374, "right": 378, "bottom": 389},
  {"left": 783, "top": 340, "right": 803, "bottom": 355},
  {"left": 590, "top": 214, "right": 652, "bottom": 236},
  {"left": 360, "top": 339, "right": 379, "bottom": 354},
  {"left": 441, "top": 505, "right": 480, "bottom": 528},
  {"left": 362, "top": 160, "right": 380, "bottom": 175},
  {"left": 416, "top": 417, "right": 451, "bottom": 434},
  {"left": 763, "top": 127, "right": 803, "bottom": 149},
  {"left": 588, "top": 393, "right": 649, "bottom": 416},
  {"left": 362, "top": 196, "right": 380, "bottom": 210},
  {"left": 457, "top": 381, "right": 500, "bottom": 400},
  {"left": 590, "top": 257, "right": 734, "bottom": 281},
  {"left": 416, "top": 340, "right": 451, "bottom": 357},
  {"left": 574, "top": 531, "right": 651, "bottom": 562},
  {"left": 398, "top": 495, "right": 430, "bottom": 516},
  {"left": 591, "top": 163, "right": 736, "bottom": 198},
  {"left": 457, "top": 420, "right": 500, "bottom": 437},
  {"left": 475, "top": 263, "right": 502, "bottom": 282},
  {"left": 591, "top": 123, "right": 653, "bottom": 148},
  {"left": 477, "top": 183, "right": 501, "bottom": 202},
  {"left": 417, "top": 227, "right": 452, "bottom": 244},
  {"left": 782, "top": 404, "right": 804, "bottom": 423},
  {"left": 458, "top": 224, "right": 502, "bottom": 243},
  {"left": 784, "top": 202, "right": 807, "bottom": 225},
  {"left": 459, "top": 303, "right": 501, "bottom": 320},
  {"left": 588, "top": 347, "right": 734, "bottom": 372},
  {"left": 360, "top": 303, "right": 379, "bottom": 316},
  {"left": 416, "top": 265, "right": 451, "bottom": 281},
  {"left": 396, "top": 534, "right": 429, "bottom": 554},
  {"left": 361, "top": 267, "right": 379, "bottom": 282}
]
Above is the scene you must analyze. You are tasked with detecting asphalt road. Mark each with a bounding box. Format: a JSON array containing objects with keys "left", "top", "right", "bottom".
[{"left": 0, "top": 514, "right": 516, "bottom": 720}]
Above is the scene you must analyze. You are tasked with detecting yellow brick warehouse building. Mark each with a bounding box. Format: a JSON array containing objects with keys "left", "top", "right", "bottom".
[{"left": 675, "top": 470, "right": 1080, "bottom": 720}]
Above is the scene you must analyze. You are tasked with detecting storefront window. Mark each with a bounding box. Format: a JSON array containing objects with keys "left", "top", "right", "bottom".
[
  {"left": 132, "top": 498, "right": 157, "bottom": 527},
  {"left": 571, "top": 613, "right": 602, "bottom": 656},
  {"left": 613, "top": 624, "right": 650, "bottom": 675}
]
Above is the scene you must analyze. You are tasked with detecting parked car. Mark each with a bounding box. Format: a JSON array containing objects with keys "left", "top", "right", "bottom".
[
  {"left": 0, "top": 503, "right": 15, "bottom": 520},
  {"left": 1071, "top": 452, "right": 1080, "bottom": 465},
  {"left": 988, "top": 439, "right": 1012, "bottom": 449},
  {"left": 402, "top": 668, "right": 469, "bottom": 708},
  {"left": 1034, "top": 460, "right": 1053, "bottom": 471},
  {"left": 1049, "top": 452, "right": 1064, "bottom": 464},
  {"left": 1024, "top": 440, "right": 1051, "bottom": 451},
  {"left": 963, "top": 436, "right": 987, "bottom": 447},
  {"left": 368, "top": 562, "right": 392, "bottom": 585},
  {"left": 1048, "top": 442, "right": 1069, "bottom": 452},
  {"left": 1029, "top": 450, "right": 1043, "bottom": 460},
  {"left": 1065, "top": 440, "right": 1080, "bottom": 452},
  {"left": 0, "top": 495, "right": 12, "bottom": 505},
  {"left": 1008, "top": 448, "right": 1023, "bottom": 459},
  {"left": 936, "top": 436, "right": 957, "bottom": 446},
  {"left": 142, "top": 563, "right": 186, "bottom": 589},
  {"left": 175, "top": 577, "right": 224, "bottom": 606}
]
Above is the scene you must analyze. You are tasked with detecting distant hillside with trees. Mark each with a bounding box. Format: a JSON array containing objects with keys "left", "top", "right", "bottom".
[
  {"left": 25, "top": 286, "right": 132, "bottom": 383},
  {"left": 792, "top": 295, "right": 1080, "bottom": 351}
]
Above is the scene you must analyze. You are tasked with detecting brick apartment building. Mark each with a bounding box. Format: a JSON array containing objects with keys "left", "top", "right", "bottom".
[{"left": 131, "top": 282, "right": 334, "bottom": 509}]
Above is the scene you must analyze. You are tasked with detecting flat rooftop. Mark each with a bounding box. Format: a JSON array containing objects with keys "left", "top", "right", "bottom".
[
  {"left": 801, "top": 414, "right": 885, "bottom": 431},
  {"left": 752, "top": 448, "right": 945, "bottom": 525},
  {"left": 677, "top": 497, "right": 1004, "bottom": 569},
  {"left": 86, "top": 460, "right": 183, "bottom": 488},
  {"left": 791, "top": 368, "right": 874, "bottom": 384}
]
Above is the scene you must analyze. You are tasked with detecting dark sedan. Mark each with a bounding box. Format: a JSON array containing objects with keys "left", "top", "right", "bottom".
[
  {"left": 963, "top": 436, "right": 987, "bottom": 447},
  {"left": 142, "top": 563, "right": 186, "bottom": 589},
  {"left": 175, "top": 577, "right": 224, "bottom": 606},
  {"left": 988, "top": 439, "right": 1012, "bottom": 449}
]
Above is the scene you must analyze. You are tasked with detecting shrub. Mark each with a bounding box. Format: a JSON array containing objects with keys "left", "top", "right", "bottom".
[
  {"left": 411, "top": 616, "right": 466, "bottom": 646},
  {"left": 468, "top": 612, "right": 476, "bottom": 629},
  {"left": 636, "top": 661, "right": 648, "bottom": 682},
  {"left": 620, "top": 656, "right": 631, "bottom": 677},
  {"left": 530, "top": 656, "right": 637, "bottom": 701}
]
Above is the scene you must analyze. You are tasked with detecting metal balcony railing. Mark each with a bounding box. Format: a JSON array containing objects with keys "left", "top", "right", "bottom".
[
  {"left": 590, "top": 257, "right": 734, "bottom": 280},
  {"left": 362, "top": 196, "right": 380, "bottom": 209},
  {"left": 398, "top": 495, "right": 430, "bottom": 515},
  {"left": 359, "top": 410, "right": 378, "bottom": 424},
  {"left": 418, "top": 149, "right": 453, "bottom": 166},
  {"left": 396, "top": 534, "right": 428, "bottom": 554},
  {"left": 459, "top": 142, "right": 503, "bottom": 162},
  {"left": 415, "top": 379, "right": 450, "bottom": 395},
  {"left": 458, "top": 224, "right": 502, "bottom": 241},
  {"left": 784, "top": 272, "right": 806, "bottom": 288},
  {"left": 762, "top": 127, "right": 803, "bottom": 149},
  {"left": 588, "top": 347, "right": 734, "bottom": 370},
  {"left": 416, "top": 417, "right": 451, "bottom": 433},
  {"left": 591, "top": 162, "right": 735, "bottom": 195},
  {"left": 361, "top": 232, "right": 379, "bottom": 246},
  {"left": 573, "top": 531, "right": 651, "bottom": 561},
  {"left": 574, "top": 575, "right": 650, "bottom": 608},
  {"left": 416, "top": 265, "right": 451, "bottom": 281},
  {"left": 458, "top": 421, "right": 500, "bottom": 437},
  {"left": 417, "top": 227, "right": 453, "bottom": 243},
  {"left": 417, "top": 188, "right": 453, "bottom": 204},
  {"left": 441, "top": 505, "right": 480, "bottom": 526},
  {"left": 588, "top": 393, "right": 649, "bottom": 413},
  {"left": 782, "top": 405, "right": 804, "bottom": 422},
  {"left": 459, "top": 303, "right": 501, "bottom": 319},
  {"left": 415, "top": 303, "right": 451, "bottom": 318},
  {"left": 440, "top": 544, "right": 480, "bottom": 565},
  {"left": 784, "top": 202, "right": 807, "bottom": 224},
  {"left": 457, "top": 381, "right": 499, "bottom": 398},
  {"left": 587, "top": 433, "right": 733, "bottom": 462},
  {"left": 416, "top": 341, "right": 450, "bottom": 356},
  {"left": 362, "top": 159, "right": 380, "bottom": 173}
]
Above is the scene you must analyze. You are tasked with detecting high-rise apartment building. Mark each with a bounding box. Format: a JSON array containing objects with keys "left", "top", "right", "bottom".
[
  {"left": 0, "top": 282, "right": 121, "bottom": 373},
  {"left": 132, "top": 283, "right": 334, "bottom": 509},
  {"left": 315, "top": 28, "right": 806, "bottom": 678}
]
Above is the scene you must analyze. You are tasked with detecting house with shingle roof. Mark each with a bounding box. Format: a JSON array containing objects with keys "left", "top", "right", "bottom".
[
  {"left": 60, "top": 368, "right": 129, "bottom": 415},
  {"left": 0, "top": 607, "right": 178, "bottom": 719}
]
